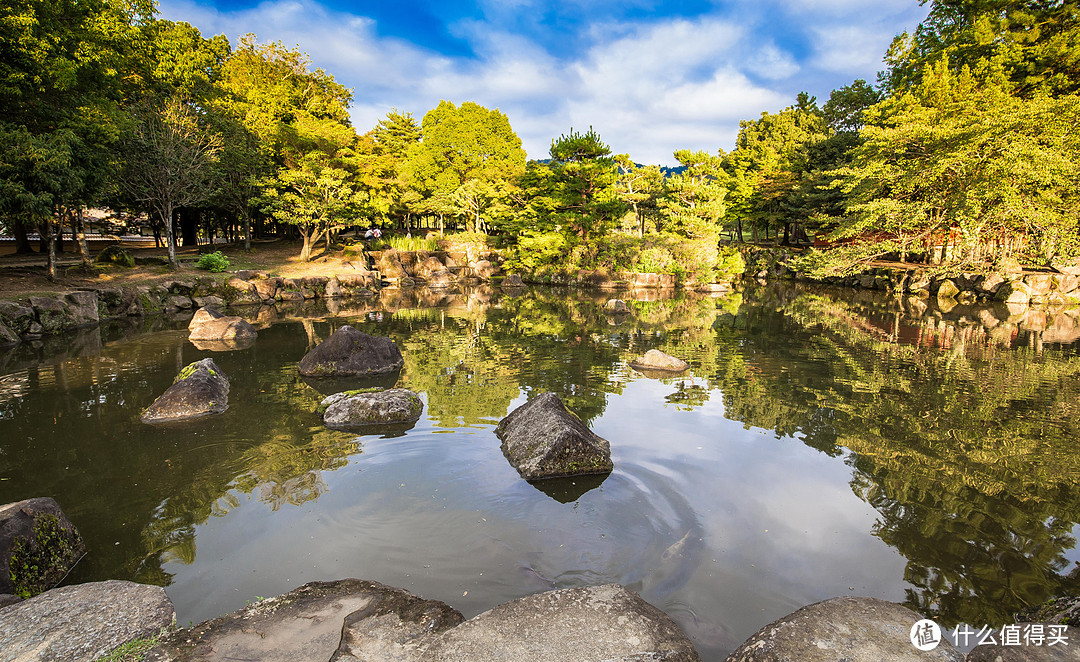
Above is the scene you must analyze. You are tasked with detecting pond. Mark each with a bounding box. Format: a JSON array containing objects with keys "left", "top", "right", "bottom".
[{"left": 2, "top": 283, "right": 1079, "bottom": 660}]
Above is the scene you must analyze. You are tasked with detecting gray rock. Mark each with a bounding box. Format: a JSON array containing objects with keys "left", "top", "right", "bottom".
[
  {"left": 976, "top": 273, "right": 1006, "bottom": 295},
  {"left": 193, "top": 295, "right": 225, "bottom": 310},
  {"left": 146, "top": 579, "right": 455, "bottom": 662},
  {"left": 996, "top": 281, "right": 1031, "bottom": 304},
  {"left": 94, "top": 245, "right": 135, "bottom": 268},
  {"left": 1026, "top": 273, "right": 1055, "bottom": 296},
  {"left": 471, "top": 259, "right": 497, "bottom": 280},
  {"left": 298, "top": 326, "right": 404, "bottom": 378},
  {"left": 63, "top": 291, "right": 99, "bottom": 327},
  {"left": 329, "top": 584, "right": 464, "bottom": 662},
  {"left": 234, "top": 269, "right": 269, "bottom": 281},
  {"left": 29, "top": 297, "right": 72, "bottom": 334},
  {"left": 420, "top": 584, "right": 699, "bottom": 662},
  {"left": 188, "top": 317, "right": 257, "bottom": 343},
  {"left": 0, "top": 498, "right": 85, "bottom": 598},
  {"left": 166, "top": 295, "right": 193, "bottom": 311},
  {"left": 604, "top": 299, "right": 630, "bottom": 313},
  {"left": 0, "top": 302, "right": 36, "bottom": 336},
  {"left": 937, "top": 279, "right": 960, "bottom": 300},
  {"left": 495, "top": 392, "right": 613, "bottom": 480},
  {"left": 502, "top": 274, "right": 524, "bottom": 287},
  {"left": 141, "top": 358, "right": 229, "bottom": 423},
  {"left": 326, "top": 278, "right": 344, "bottom": 298},
  {"left": 0, "top": 593, "right": 21, "bottom": 609},
  {"left": 0, "top": 580, "right": 174, "bottom": 662},
  {"left": 321, "top": 389, "right": 424, "bottom": 429},
  {"left": 726, "top": 596, "right": 963, "bottom": 662},
  {"left": 630, "top": 349, "right": 689, "bottom": 373},
  {"left": 253, "top": 278, "right": 280, "bottom": 301},
  {"left": 0, "top": 320, "right": 17, "bottom": 346}
]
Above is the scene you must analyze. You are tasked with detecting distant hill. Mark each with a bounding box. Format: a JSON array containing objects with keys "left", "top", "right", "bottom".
[{"left": 530, "top": 159, "right": 687, "bottom": 177}]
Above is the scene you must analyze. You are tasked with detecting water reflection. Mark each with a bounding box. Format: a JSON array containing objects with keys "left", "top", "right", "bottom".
[{"left": 1, "top": 283, "right": 1079, "bottom": 660}]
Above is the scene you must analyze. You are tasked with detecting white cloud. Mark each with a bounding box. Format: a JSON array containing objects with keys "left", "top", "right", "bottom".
[{"left": 157, "top": 0, "right": 928, "bottom": 165}]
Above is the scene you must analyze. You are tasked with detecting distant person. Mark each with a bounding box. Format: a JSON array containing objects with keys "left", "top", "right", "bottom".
[
  {"left": 372, "top": 228, "right": 382, "bottom": 239},
  {"left": 364, "top": 228, "right": 374, "bottom": 240}
]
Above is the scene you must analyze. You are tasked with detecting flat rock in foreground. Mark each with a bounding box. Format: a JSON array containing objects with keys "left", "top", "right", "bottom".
[
  {"left": 299, "top": 325, "right": 404, "bottom": 377},
  {"left": 420, "top": 584, "right": 700, "bottom": 662},
  {"left": 140, "top": 358, "right": 229, "bottom": 423},
  {"left": 0, "top": 580, "right": 174, "bottom": 662},
  {"left": 630, "top": 349, "right": 689, "bottom": 373},
  {"left": 145, "top": 579, "right": 462, "bottom": 662},
  {"left": 726, "top": 596, "right": 963, "bottom": 662},
  {"left": 321, "top": 389, "right": 424, "bottom": 429},
  {"left": 0, "top": 497, "right": 85, "bottom": 598},
  {"left": 495, "top": 392, "right": 613, "bottom": 480}
]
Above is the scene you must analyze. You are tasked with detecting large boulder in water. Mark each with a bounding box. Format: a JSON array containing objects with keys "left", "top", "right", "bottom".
[
  {"left": 299, "top": 325, "right": 404, "bottom": 378},
  {"left": 0, "top": 580, "right": 174, "bottom": 662},
  {"left": 320, "top": 388, "right": 424, "bottom": 429},
  {"left": 188, "top": 308, "right": 257, "bottom": 343},
  {"left": 141, "top": 358, "right": 229, "bottom": 423},
  {"left": 495, "top": 392, "right": 613, "bottom": 480},
  {"left": 629, "top": 349, "right": 688, "bottom": 373},
  {"left": 726, "top": 596, "right": 963, "bottom": 662},
  {"left": 0, "top": 497, "right": 85, "bottom": 597},
  {"left": 144, "top": 579, "right": 462, "bottom": 662},
  {"left": 419, "top": 584, "right": 700, "bottom": 662}
]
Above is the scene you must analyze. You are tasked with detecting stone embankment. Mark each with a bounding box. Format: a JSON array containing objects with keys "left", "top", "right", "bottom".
[
  {"left": 0, "top": 248, "right": 506, "bottom": 348},
  {"left": 742, "top": 247, "right": 1080, "bottom": 307}
]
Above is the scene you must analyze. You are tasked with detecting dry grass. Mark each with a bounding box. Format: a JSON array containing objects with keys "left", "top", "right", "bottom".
[{"left": 0, "top": 239, "right": 357, "bottom": 301}]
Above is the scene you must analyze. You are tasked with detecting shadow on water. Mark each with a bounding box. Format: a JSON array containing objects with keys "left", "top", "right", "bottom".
[{"left": 527, "top": 474, "right": 609, "bottom": 503}]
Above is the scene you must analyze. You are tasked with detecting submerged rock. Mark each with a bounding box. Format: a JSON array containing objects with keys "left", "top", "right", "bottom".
[
  {"left": 146, "top": 579, "right": 461, "bottom": 662},
  {"left": 141, "top": 358, "right": 229, "bottom": 423},
  {"left": 603, "top": 299, "right": 630, "bottom": 313},
  {"left": 0, "top": 580, "right": 173, "bottom": 662},
  {"left": 420, "top": 584, "right": 700, "bottom": 662},
  {"left": 629, "top": 349, "right": 689, "bottom": 373},
  {"left": 495, "top": 392, "right": 613, "bottom": 480},
  {"left": 299, "top": 325, "right": 404, "bottom": 378},
  {"left": 320, "top": 388, "right": 424, "bottom": 429},
  {"left": 0, "top": 497, "right": 85, "bottom": 598},
  {"left": 726, "top": 596, "right": 963, "bottom": 662}
]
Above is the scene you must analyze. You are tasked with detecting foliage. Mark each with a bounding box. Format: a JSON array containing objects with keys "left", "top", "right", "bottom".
[
  {"left": 659, "top": 149, "right": 728, "bottom": 240},
  {"left": 196, "top": 251, "right": 230, "bottom": 272},
  {"left": 94, "top": 629, "right": 170, "bottom": 662},
  {"left": 380, "top": 235, "right": 439, "bottom": 252},
  {"left": 803, "top": 60, "right": 1080, "bottom": 277}
]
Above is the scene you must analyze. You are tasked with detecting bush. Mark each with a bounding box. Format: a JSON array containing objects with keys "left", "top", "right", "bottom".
[
  {"left": 196, "top": 251, "right": 230, "bottom": 272},
  {"left": 94, "top": 245, "right": 135, "bottom": 268},
  {"left": 381, "top": 235, "right": 439, "bottom": 252}
]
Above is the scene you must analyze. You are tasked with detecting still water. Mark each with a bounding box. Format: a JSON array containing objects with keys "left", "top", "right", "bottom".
[{"left": 2, "top": 283, "right": 1079, "bottom": 660}]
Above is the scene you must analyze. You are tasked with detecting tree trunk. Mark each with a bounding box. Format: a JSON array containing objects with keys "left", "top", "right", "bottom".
[
  {"left": 12, "top": 218, "right": 35, "bottom": 253},
  {"left": 75, "top": 207, "right": 92, "bottom": 268},
  {"left": 179, "top": 208, "right": 199, "bottom": 246},
  {"left": 243, "top": 212, "right": 251, "bottom": 251},
  {"left": 163, "top": 203, "right": 179, "bottom": 269},
  {"left": 41, "top": 217, "right": 58, "bottom": 281}
]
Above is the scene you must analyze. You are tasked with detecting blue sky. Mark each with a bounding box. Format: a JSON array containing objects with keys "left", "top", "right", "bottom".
[{"left": 159, "top": 0, "right": 930, "bottom": 165}]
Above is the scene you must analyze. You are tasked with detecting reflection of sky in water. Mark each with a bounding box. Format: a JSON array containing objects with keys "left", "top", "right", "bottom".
[
  {"left": 164, "top": 374, "right": 909, "bottom": 660},
  {"left": 5, "top": 288, "right": 1079, "bottom": 661}
]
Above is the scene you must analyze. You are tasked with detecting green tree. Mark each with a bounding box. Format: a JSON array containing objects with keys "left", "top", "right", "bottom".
[
  {"left": 659, "top": 149, "right": 728, "bottom": 240},
  {"left": 614, "top": 155, "right": 664, "bottom": 237},
  {"left": 409, "top": 100, "right": 526, "bottom": 232},
  {"left": 543, "top": 127, "right": 625, "bottom": 242},
  {"left": 882, "top": 0, "right": 1080, "bottom": 98},
  {"left": 806, "top": 59, "right": 1080, "bottom": 276},
  {"left": 118, "top": 97, "right": 222, "bottom": 269}
]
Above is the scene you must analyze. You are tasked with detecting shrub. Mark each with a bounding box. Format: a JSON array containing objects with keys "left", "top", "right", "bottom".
[
  {"left": 715, "top": 245, "right": 746, "bottom": 281},
  {"left": 196, "top": 251, "right": 230, "bottom": 272},
  {"left": 382, "top": 235, "right": 439, "bottom": 252}
]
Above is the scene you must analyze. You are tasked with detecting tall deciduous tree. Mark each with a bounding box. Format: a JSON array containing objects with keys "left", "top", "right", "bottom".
[
  {"left": 119, "top": 97, "right": 222, "bottom": 269},
  {"left": 409, "top": 100, "right": 525, "bottom": 232},
  {"left": 810, "top": 59, "right": 1080, "bottom": 276}
]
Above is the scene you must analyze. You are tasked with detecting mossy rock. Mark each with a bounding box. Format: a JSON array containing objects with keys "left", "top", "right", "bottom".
[
  {"left": 0, "top": 498, "right": 86, "bottom": 598},
  {"left": 94, "top": 245, "right": 135, "bottom": 268}
]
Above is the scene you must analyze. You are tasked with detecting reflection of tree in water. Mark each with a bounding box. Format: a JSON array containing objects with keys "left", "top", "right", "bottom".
[{"left": 709, "top": 286, "right": 1080, "bottom": 626}]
